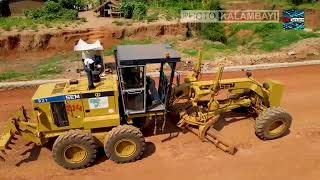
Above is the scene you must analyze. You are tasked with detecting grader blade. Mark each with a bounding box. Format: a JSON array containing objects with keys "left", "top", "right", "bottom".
[
  {"left": 0, "top": 106, "right": 40, "bottom": 162},
  {"left": 205, "top": 127, "right": 236, "bottom": 155},
  {"left": 0, "top": 150, "right": 5, "bottom": 161}
]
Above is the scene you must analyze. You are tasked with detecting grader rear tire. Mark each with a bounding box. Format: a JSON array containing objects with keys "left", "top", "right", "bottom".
[
  {"left": 104, "top": 125, "right": 145, "bottom": 163},
  {"left": 255, "top": 107, "right": 292, "bottom": 140},
  {"left": 52, "top": 130, "right": 97, "bottom": 169}
]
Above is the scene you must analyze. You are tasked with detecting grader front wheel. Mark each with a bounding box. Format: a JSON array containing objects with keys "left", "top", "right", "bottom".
[
  {"left": 104, "top": 125, "right": 145, "bottom": 163},
  {"left": 255, "top": 107, "right": 292, "bottom": 140},
  {"left": 52, "top": 130, "right": 97, "bottom": 169}
]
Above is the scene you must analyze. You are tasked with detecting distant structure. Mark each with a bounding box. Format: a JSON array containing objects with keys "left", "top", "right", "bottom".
[{"left": 94, "top": 0, "right": 122, "bottom": 17}]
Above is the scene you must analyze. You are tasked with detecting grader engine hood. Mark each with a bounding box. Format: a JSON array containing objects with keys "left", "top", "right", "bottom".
[{"left": 266, "top": 79, "right": 284, "bottom": 107}]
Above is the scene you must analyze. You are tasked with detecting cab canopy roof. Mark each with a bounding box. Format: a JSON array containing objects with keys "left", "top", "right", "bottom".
[
  {"left": 74, "top": 39, "right": 104, "bottom": 51},
  {"left": 116, "top": 44, "right": 181, "bottom": 66}
]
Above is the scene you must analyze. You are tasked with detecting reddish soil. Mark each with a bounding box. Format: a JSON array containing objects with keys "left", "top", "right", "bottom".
[
  {"left": 0, "top": 23, "right": 187, "bottom": 61},
  {"left": 0, "top": 65, "right": 320, "bottom": 180}
]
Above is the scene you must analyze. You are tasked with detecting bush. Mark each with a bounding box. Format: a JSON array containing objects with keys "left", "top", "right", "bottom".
[
  {"left": 120, "top": 0, "right": 135, "bottom": 18},
  {"left": 133, "top": 2, "right": 147, "bottom": 20},
  {"left": 253, "top": 23, "right": 281, "bottom": 37},
  {"left": 146, "top": 12, "right": 159, "bottom": 22},
  {"left": 120, "top": 0, "right": 147, "bottom": 19},
  {"left": 61, "top": 9, "right": 78, "bottom": 20},
  {"left": 289, "top": 0, "right": 304, "bottom": 5},
  {"left": 200, "top": 23, "right": 226, "bottom": 43},
  {"left": 203, "top": 0, "right": 223, "bottom": 10},
  {"left": 199, "top": 0, "right": 226, "bottom": 42},
  {"left": 24, "top": 0, "right": 78, "bottom": 21},
  {"left": 44, "top": 1, "right": 63, "bottom": 13},
  {"left": 59, "top": 0, "right": 85, "bottom": 10}
]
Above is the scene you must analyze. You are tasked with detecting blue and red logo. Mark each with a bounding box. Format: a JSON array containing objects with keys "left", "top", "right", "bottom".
[{"left": 282, "top": 10, "right": 304, "bottom": 30}]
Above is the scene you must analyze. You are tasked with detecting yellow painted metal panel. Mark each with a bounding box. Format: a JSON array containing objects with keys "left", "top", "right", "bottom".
[
  {"left": 65, "top": 99, "right": 85, "bottom": 128},
  {"left": 267, "top": 79, "right": 284, "bottom": 107},
  {"left": 83, "top": 114, "right": 120, "bottom": 129}
]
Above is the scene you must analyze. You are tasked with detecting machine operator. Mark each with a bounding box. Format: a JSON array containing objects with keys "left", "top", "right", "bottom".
[{"left": 82, "top": 58, "right": 95, "bottom": 90}]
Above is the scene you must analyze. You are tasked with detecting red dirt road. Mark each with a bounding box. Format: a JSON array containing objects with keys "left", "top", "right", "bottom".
[{"left": 0, "top": 65, "right": 320, "bottom": 180}]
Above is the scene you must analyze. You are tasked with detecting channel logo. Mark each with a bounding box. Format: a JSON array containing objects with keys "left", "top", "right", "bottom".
[{"left": 282, "top": 10, "right": 304, "bottom": 30}]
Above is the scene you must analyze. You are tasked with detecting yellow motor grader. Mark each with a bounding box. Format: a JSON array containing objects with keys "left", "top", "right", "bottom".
[{"left": 0, "top": 44, "right": 292, "bottom": 169}]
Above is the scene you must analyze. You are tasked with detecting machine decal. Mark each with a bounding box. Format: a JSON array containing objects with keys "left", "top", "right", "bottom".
[
  {"left": 82, "top": 91, "right": 114, "bottom": 98},
  {"left": 66, "top": 104, "right": 83, "bottom": 112},
  {"left": 34, "top": 94, "right": 81, "bottom": 103},
  {"left": 220, "top": 83, "right": 235, "bottom": 89},
  {"left": 65, "top": 94, "right": 81, "bottom": 100},
  {"left": 88, "top": 97, "right": 109, "bottom": 109}
]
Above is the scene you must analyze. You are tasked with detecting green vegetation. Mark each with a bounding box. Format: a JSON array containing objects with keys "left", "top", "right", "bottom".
[
  {"left": 182, "top": 48, "right": 198, "bottom": 57},
  {"left": 0, "top": 0, "right": 83, "bottom": 31},
  {"left": 255, "top": 29, "right": 320, "bottom": 51},
  {"left": 200, "top": 0, "right": 226, "bottom": 43},
  {"left": 149, "top": 0, "right": 203, "bottom": 18},
  {"left": 145, "top": 12, "right": 159, "bottom": 22},
  {"left": 288, "top": 0, "right": 319, "bottom": 6},
  {"left": 120, "top": 0, "right": 147, "bottom": 20},
  {"left": 0, "top": 16, "right": 75, "bottom": 31},
  {"left": 24, "top": 1, "right": 78, "bottom": 21},
  {"left": 0, "top": 71, "right": 24, "bottom": 81},
  {"left": 32, "top": 54, "right": 65, "bottom": 79},
  {"left": 228, "top": 23, "right": 320, "bottom": 52},
  {"left": 267, "top": 0, "right": 320, "bottom": 9},
  {"left": 178, "top": 22, "right": 319, "bottom": 60}
]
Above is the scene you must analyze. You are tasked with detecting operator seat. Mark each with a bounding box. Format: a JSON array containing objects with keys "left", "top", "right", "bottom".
[{"left": 146, "top": 76, "right": 161, "bottom": 108}]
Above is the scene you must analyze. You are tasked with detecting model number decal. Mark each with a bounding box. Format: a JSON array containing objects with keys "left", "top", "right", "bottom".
[
  {"left": 65, "top": 94, "right": 81, "bottom": 100},
  {"left": 37, "top": 98, "right": 48, "bottom": 103},
  {"left": 34, "top": 94, "right": 81, "bottom": 103}
]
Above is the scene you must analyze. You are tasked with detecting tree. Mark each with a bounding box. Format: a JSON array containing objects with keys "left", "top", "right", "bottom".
[{"left": 0, "top": 0, "right": 11, "bottom": 17}]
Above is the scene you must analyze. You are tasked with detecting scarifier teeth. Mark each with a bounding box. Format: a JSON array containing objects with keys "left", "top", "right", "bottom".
[
  {"left": 14, "top": 131, "right": 22, "bottom": 136},
  {"left": 0, "top": 150, "right": 5, "bottom": 162},
  {"left": 9, "top": 142, "right": 15, "bottom": 145},
  {"left": 11, "top": 136, "right": 18, "bottom": 140},
  {"left": 0, "top": 156, "right": 4, "bottom": 162},
  {"left": 1, "top": 150, "right": 7, "bottom": 155}
]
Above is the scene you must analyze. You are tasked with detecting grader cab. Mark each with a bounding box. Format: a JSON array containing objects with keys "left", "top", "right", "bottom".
[{"left": 0, "top": 44, "right": 292, "bottom": 169}]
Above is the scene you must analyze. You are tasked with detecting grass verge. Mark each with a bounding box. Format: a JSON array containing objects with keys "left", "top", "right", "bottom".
[
  {"left": 0, "top": 17, "right": 78, "bottom": 31},
  {"left": 0, "top": 53, "right": 72, "bottom": 81}
]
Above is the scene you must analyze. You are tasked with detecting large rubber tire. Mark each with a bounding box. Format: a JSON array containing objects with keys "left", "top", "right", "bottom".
[
  {"left": 255, "top": 107, "right": 292, "bottom": 140},
  {"left": 52, "top": 129, "right": 97, "bottom": 169},
  {"left": 104, "top": 125, "right": 145, "bottom": 163}
]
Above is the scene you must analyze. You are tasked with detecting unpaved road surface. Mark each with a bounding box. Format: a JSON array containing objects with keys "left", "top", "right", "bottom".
[{"left": 0, "top": 65, "right": 320, "bottom": 180}]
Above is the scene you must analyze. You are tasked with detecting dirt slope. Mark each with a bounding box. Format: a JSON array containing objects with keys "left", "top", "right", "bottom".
[
  {"left": 0, "top": 65, "right": 320, "bottom": 179},
  {"left": 0, "top": 23, "right": 187, "bottom": 60}
]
